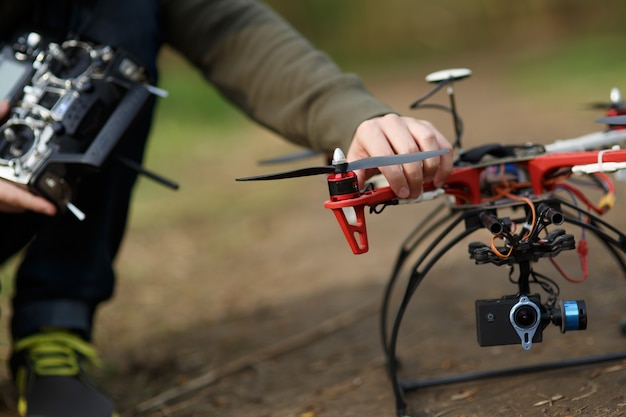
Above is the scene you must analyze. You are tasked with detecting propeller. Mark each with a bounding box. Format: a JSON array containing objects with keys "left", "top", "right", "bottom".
[
  {"left": 587, "top": 102, "right": 626, "bottom": 110},
  {"left": 596, "top": 115, "right": 626, "bottom": 125},
  {"left": 236, "top": 148, "right": 448, "bottom": 181},
  {"left": 585, "top": 87, "right": 625, "bottom": 110}
]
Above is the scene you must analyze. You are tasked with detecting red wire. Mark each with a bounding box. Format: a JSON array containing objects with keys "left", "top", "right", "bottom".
[
  {"left": 592, "top": 171, "right": 615, "bottom": 194},
  {"left": 549, "top": 238, "right": 588, "bottom": 283},
  {"left": 556, "top": 182, "right": 606, "bottom": 214}
]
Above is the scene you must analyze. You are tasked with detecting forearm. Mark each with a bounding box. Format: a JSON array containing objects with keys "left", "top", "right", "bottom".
[{"left": 161, "top": 0, "right": 394, "bottom": 152}]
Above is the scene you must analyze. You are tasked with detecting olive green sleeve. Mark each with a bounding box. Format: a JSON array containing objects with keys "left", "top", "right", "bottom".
[{"left": 161, "top": 0, "right": 395, "bottom": 152}]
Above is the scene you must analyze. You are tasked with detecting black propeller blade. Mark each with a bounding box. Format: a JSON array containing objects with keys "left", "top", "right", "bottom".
[
  {"left": 586, "top": 87, "right": 625, "bottom": 111},
  {"left": 237, "top": 148, "right": 448, "bottom": 181},
  {"left": 585, "top": 102, "right": 626, "bottom": 110},
  {"left": 596, "top": 115, "right": 626, "bottom": 125},
  {"left": 347, "top": 150, "right": 447, "bottom": 171},
  {"left": 237, "top": 165, "right": 337, "bottom": 181}
]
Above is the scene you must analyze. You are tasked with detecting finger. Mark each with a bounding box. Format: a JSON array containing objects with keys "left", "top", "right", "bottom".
[
  {"left": 376, "top": 116, "right": 451, "bottom": 198},
  {"left": 374, "top": 117, "right": 425, "bottom": 198},
  {"left": 0, "top": 181, "right": 56, "bottom": 215},
  {"left": 0, "top": 100, "right": 9, "bottom": 119},
  {"left": 22, "top": 194, "right": 57, "bottom": 216},
  {"left": 349, "top": 118, "right": 410, "bottom": 197},
  {"left": 432, "top": 135, "right": 453, "bottom": 187},
  {"left": 404, "top": 119, "right": 448, "bottom": 182},
  {"left": 0, "top": 202, "right": 25, "bottom": 213},
  {"left": 396, "top": 118, "right": 453, "bottom": 189}
]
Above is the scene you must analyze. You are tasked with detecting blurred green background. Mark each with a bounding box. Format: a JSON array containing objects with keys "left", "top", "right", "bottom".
[
  {"left": 264, "top": 0, "right": 626, "bottom": 67},
  {"left": 155, "top": 0, "right": 626, "bottom": 129}
]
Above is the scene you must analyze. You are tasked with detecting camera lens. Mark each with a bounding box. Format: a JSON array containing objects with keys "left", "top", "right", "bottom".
[{"left": 514, "top": 306, "right": 537, "bottom": 328}]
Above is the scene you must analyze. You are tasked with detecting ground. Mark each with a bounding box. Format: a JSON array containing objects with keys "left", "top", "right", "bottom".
[{"left": 0, "top": 51, "right": 625, "bottom": 417}]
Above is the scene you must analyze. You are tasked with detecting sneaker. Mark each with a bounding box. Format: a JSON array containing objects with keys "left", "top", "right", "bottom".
[{"left": 10, "top": 331, "right": 118, "bottom": 417}]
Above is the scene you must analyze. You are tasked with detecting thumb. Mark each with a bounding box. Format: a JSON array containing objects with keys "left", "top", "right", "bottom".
[{"left": 0, "top": 100, "right": 9, "bottom": 118}]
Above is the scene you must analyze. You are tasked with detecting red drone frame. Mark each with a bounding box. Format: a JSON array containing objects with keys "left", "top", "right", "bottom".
[{"left": 323, "top": 146, "right": 626, "bottom": 253}]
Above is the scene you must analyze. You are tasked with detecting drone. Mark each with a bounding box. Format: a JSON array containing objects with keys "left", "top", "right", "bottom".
[{"left": 237, "top": 68, "right": 626, "bottom": 417}]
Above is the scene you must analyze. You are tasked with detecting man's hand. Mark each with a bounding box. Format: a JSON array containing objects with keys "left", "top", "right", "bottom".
[
  {"left": 347, "top": 113, "right": 453, "bottom": 199},
  {"left": 0, "top": 100, "right": 57, "bottom": 215}
]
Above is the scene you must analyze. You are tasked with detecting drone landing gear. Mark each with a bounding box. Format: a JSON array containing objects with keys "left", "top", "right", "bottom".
[{"left": 381, "top": 197, "right": 626, "bottom": 417}]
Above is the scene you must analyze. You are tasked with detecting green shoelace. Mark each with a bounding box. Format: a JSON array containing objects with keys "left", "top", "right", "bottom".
[{"left": 13, "top": 331, "right": 103, "bottom": 416}]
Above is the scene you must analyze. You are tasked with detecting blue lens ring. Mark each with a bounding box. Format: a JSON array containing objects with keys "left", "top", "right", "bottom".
[{"left": 562, "top": 300, "right": 581, "bottom": 331}]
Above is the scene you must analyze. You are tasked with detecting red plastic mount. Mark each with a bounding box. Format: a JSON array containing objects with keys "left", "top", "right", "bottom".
[
  {"left": 324, "top": 184, "right": 397, "bottom": 254},
  {"left": 322, "top": 148, "right": 626, "bottom": 254}
]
